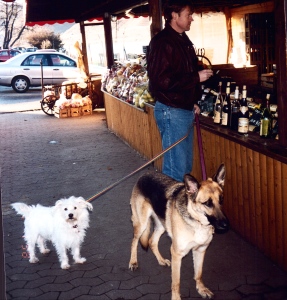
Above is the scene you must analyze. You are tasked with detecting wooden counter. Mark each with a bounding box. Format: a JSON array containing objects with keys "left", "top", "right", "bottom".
[{"left": 103, "top": 91, "right": 287, "bottom": 272}]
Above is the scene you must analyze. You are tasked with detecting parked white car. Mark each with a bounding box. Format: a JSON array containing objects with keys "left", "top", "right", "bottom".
[{"left": 0, "top": 51, "right": 81, "bottom": 93}]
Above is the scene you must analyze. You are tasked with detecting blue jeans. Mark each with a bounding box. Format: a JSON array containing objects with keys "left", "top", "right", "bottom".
[{"left": 154, "top": 101, "right": 195, "bottom": 182}]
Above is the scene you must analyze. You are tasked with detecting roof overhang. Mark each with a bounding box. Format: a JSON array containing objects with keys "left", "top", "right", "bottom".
[{"left": 24, "top": 0, "right": 271, "bottom": 26}]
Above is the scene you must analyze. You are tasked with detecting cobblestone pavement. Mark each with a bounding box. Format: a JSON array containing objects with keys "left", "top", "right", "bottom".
[{"left": 1, "top": 108, "right": 287, "bottom": 300}]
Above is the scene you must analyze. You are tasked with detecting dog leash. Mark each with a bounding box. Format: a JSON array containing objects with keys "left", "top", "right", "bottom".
[
  {"left": 195, "top": 114, "right": 207, "bottom": 180},
  {"left": 86, "top": 114, "right": 205, "bottom": 203}
]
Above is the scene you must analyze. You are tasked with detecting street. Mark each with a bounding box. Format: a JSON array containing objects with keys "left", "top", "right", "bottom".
[{"left": 0, "top": 86, "right": 43, "bottom": 113}]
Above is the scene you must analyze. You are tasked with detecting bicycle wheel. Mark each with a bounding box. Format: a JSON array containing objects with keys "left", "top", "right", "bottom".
[{"left": 41, "top": 95, "right": 57, "bottom": 116}]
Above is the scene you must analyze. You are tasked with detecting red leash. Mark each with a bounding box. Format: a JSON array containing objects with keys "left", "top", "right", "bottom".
[{"left": 195, "top": 114, "right": 207, "bottom": 181}]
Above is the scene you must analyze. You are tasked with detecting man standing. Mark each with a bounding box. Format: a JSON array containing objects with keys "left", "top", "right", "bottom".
[{"left": 147, "top": 0, "right": 213, "bottom": 182}]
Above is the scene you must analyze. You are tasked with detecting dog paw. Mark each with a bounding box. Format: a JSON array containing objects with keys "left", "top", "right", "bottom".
[
  {"left": 129, "top": 262, "right": 138, "bottom": 271},
  {"left": 61, "top": 263, "right": 70, "bottom": 269},
  {"left": 29, "top": 257, "right": 39, "bottom": 263},
  {"left": 198, "top": 287, "right": 214, "bottom": 299},
  {"left": 75, "top": 257, "right": 86, "bottom": 264},
  {"left": 159, "top": 258, "right": 171, "bottom": 267}
]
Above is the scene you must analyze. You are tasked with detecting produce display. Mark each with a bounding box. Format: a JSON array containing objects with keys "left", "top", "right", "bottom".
[
  {"left": 101, "top": 62, "right": 155, "bottom": 108},
  {"left": 55, "top": 93, "right": 92, "bottom": 109}
]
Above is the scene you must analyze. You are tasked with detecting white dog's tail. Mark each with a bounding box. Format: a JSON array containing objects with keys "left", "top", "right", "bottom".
[{"left": 11, "top": 202, "right": 32, "bottom": 218}]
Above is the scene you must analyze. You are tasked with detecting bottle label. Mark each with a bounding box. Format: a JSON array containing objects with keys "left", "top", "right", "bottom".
[
  {"left": 214, "top": 111, "right": 221, "bottom": 123},
  {"left": 222, "top": 112, "right": 228, "bottom": 125},
  {"left": 238, "top": 118, "right": 249, "bottom": 133},
  {"left": 260, "top": 119, "right": 271, "bottom": 137}
]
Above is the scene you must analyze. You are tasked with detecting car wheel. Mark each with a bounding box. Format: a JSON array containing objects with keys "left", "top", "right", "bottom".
[{"left": 12, "top": 76, "right": 30, "bottom": 93}]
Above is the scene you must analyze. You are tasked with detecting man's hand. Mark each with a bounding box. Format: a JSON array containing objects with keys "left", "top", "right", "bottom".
[
  {"left": 198, "top": 69, "right": 213, "bottom": 82},
  {"left": 194, "top": 104, "right": 201, "bottom": 115}
]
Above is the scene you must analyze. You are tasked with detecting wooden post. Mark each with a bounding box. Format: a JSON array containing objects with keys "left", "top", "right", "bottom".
[
  {"left": 80, "top": 21, "right": 89, "bottom": 75},
  {"left": 149, "top": 0, "right": 162, "bottom": 38},
  {"left": 274, "top": 0, "right": 287, "bottom": 147},
  {"left": 224, "top": 7, "right": 232, "bottom": 64},
  {"left": 103, "top": 12, "right": 114, "bottom": 68}
]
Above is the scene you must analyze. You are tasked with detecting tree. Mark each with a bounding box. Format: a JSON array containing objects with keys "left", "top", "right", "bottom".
[
  {"left": 0, "top": 1, "right": 26, "bottom": 49},
  {"left": 25, "top": 27, "right": 63, "bottom": 50}
]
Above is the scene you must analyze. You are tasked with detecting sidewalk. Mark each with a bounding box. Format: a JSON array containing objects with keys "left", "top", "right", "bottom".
[{"left": 1, "top": 108, "right": 287, "bottom": 300}]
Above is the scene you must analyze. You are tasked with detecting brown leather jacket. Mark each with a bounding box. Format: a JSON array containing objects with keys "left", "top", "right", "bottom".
[{"left": 147, "top": 24, "right": 201, "bottom": 111}]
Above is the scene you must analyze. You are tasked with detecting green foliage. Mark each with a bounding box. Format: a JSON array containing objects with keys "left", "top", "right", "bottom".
[{"left": 26, "top": 27, "right": 63, "bottom": 50}]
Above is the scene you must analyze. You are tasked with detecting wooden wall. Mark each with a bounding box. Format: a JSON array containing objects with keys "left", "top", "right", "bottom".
[
  {"left": 104, "top": 93, "right": 162, "bottom": 170},
  {"left": 192, "top": 128, "right": 287, "bottom": 271},
  {"left": 104, "top": 92, "right": 287, "bottom": 271}
]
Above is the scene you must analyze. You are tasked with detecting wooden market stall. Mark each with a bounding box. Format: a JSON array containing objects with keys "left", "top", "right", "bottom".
[
  {"left": 101, "top": 0, "right": 287, "bottom": 272},
  {"left": 23, "top": 0, "right": 287, "bottom": 273}
]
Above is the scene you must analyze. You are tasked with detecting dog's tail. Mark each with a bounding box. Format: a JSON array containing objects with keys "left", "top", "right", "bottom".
[
  {"left": 11, "top": 203, "right": 32, "bottom": 218},
  {"left": 139, "top": 218, "right": 151, "bottom": 250}
]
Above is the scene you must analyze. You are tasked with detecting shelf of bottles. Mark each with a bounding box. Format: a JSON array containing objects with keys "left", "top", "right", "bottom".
[
  {"left": 245, "top": 13, "right": 275, "bottom": 74},
  {"left": 198, "top": 81, "right": 278, "bottom": 140}
]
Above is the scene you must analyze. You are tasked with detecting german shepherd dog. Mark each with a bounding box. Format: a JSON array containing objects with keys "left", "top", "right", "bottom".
[{"left": 129, "top": 164, "right": 229, "bottom": 299}]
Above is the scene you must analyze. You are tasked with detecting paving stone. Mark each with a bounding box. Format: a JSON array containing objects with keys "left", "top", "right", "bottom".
[
  {"left": 24, "top": 276, "right": 56, "bottom": 289},
  {"left": 136, "top": 282, "right": 171, "bottom": 294},
  {"left": 138, "top": 294, "right": 160, "bottom": 300},
  {"left": 9, "top": 272, "right": 40, "bottom": 282},
  {"left": 119, "top": 275, "right": 149, "bottom": 289},
  {"left": 6, "top": 280, "right": 26, "bottom": 291},
  {"left": 264, "top": 287, "right": 287, "bottom": 300},
  {"left": 8, "top": 287, "right": 43, "bottom": 299},
  {"left": 58, "top": 285, "right": 91, "bottom": 300},
  {"left": 75, "top": 295, "right": 110, "bottom": 300},
  {"left": 236, "top": 283, "right": 273, "bottom": 295},
  {"left": 89, "top": 280, "right": 120, "bottom": 296},
  {"left": 99, "top": 271, "right": 133, "bottom": 282},
  {"left": 213, "top": 290, "right": 242, "bottom": 299},
  {"left": 70, "top": 276, "right": 103, "bottom": 287},
  {"left": 54, "top": 270, "right": 85, "bottom": 284},
  {"left": 83, "top": 266, "right": 113, "bottom": 278},
  {"left": 106, "top": 288, "right": 143, "bottom": 299},
  {"left": 40, "top": 282, "right": 74, "bottom": 293},
  {"left": 29, "top": 292, "right": 60, "bottom": 300}
]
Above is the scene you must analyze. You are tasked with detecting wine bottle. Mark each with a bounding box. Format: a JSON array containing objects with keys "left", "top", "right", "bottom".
[
  {"left": 230, "top": 86, "right": 240, "bottom": 130},
  {"left": 221, "top": 82, "right": 231, "bottom": 127},
  {"left": 238, "top": 85, "right": 249, "bottom": 135},
  {"left": 260, "top": 94, "right": 272, "bottom": 138},
  {"left": 214, "top": 81, "right": 223, "bottom": 124}
]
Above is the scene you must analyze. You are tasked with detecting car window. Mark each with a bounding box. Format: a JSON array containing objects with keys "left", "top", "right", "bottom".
[
  {"left": 50, "top": 54, "right": 76, "bottom": 67},
  {"left": 11, "top": 51, "right": 19, "bottom": 57},
  {"left": 0, "top": 51, "right": 8, "bottom": 57},
  {"left": 22, "top": 54, "right": 49, "bottom": 66}
]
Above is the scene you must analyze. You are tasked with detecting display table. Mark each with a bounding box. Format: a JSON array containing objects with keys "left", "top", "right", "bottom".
[{"left": 103, "top": 90, "right": 287, "bottom": 272}]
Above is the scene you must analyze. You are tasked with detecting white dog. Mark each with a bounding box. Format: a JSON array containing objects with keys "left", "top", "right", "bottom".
[{"left": 11, "top": 196, "right": 93, "bottom": 269}]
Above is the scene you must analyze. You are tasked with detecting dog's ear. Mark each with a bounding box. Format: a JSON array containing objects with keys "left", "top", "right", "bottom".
[
  {"left": 184, "top": 174, "right": 200, "bottom": 202},
  {"left": 212, "top": 163, "right": 225, "bottom": 189},
  {"left": 55, "top": 200, "right": 63, "bottom": 207},
  {"left": 77, "top": 197, "right": 93, "bottom": 211},
  {"left": 85, "top": 201, "right": 93, "bottom": 211}
]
